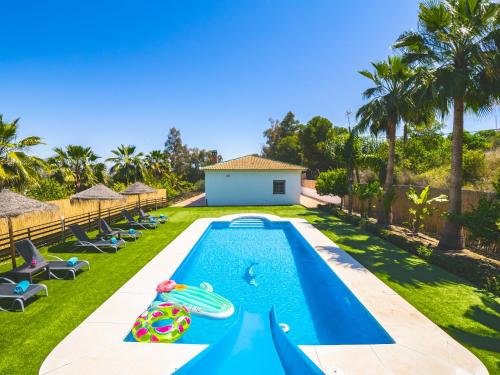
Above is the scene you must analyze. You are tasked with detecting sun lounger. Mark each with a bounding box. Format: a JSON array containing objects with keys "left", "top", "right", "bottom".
[
  {"left": 122, "top": 210, "right": 158, "bottom": 229},
  {"left": 99, "top": 219, "right": 142, "bottom": 240},
  {"left": 0, "top": 277, "right": 48, "bottom": 312},
  {"left": 14, "top": 239, "right": 90, "bottom": 280},
  {"left": 139, "top": 208, "right": 168, "bottom": 223},
  {"left": 70, "top": 224, "right": 125, "bottom": 253},
  {"left": 139, "top": 208, "right": 150, "bottom": 219}
]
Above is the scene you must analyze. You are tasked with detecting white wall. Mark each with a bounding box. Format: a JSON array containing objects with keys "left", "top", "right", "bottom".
[{"left": 204, "top": 170, "right": 302, "bottom": 206}]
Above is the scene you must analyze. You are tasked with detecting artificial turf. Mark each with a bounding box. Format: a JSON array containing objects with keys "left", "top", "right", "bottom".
[{"left": 0, "top": 205, "right": 498, "bottom": 374}]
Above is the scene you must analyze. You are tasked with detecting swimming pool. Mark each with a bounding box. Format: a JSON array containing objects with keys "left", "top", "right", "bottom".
[
  {"left": 42, "top": 214, "right": 486, "bottom": 374},
  {"left": 127, "top": 217, "right": 393, "bottom": 345}
]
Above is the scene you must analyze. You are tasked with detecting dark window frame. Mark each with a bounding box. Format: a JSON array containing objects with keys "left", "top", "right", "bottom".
[{"left": 273, "top": 180, "right": 286, "bottom": 195}]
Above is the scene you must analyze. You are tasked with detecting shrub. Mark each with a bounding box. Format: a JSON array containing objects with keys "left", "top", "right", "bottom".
[
  {"left": 415, "top": 244, "right": 433, "bottom": 259},
  {"left": 26, "top": 179, "right": 74, "bottom": 201},
  {"left": 483, "top": 276, "right": 499, "bottom": 295},
  {"left": 454, "top": 195, "right": 499, "bottom": 254},
  {"left": 192, "top": 179, "right": 205, "bottom": 192},
  {"left": 110, "top": 182, "right": 126, "bottom": 192},
  {"left": 399, "top": 124, "right": 451, "bottom": 174},
  {"left": 405, "top": 185, "right": 447, "bottom": 234},
  {"left": 353, "top": 181, "right": 381, "bottom": 218},
  {"left": 411, "top": 164, "right": 450, "bottom": 189},
  {"left": 462, "top": 131, "right": 492, "bottom": 150},
  {"left": 316, "top": 169, "right": 348, "bottom": 208},
  {"left": 463, "top": 149, "right": 487, "bottom": 183}
]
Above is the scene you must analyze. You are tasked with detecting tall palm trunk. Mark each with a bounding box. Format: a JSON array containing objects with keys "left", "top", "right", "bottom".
[
  {"left": 439, "top": 97, "right": 465, "bottom": 249},
  {"left": 382, "top": 120, "right": 396, "bottom": 226}
]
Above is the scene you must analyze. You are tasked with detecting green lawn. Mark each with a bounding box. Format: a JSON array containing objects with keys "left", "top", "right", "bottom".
[{"left": 0, "top": 206, "right": 498, "bottom": 374}]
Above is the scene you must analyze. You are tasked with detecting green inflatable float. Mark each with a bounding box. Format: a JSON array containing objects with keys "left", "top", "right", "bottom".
[{"left": 156, "top": 281, "right": 234, "bottom": 319}]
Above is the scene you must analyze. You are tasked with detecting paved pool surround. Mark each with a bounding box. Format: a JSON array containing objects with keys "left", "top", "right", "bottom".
[{"left": 40, "top": 214, "right": 487, "bottom": 375}]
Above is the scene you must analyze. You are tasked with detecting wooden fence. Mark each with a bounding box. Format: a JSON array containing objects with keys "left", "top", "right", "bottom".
[
  {"left": 302, "top": 179, "right": 317, "bottom": 189},
  {"left": 301, "top": 179, "right": 494, "bottom": 250},
  {"left": 0, "top": 190, "right": 167, "bottom": 263},
  {"left": 343, "top": 185, "right": 492, "bottom": 239}
]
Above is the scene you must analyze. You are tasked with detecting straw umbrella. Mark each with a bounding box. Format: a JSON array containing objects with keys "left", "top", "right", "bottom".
[
  {"left": 0, "top": 189, "right": 58, "bottom": 268},
  {"left": 70, "top": 184, "right": 124, "bottom": 233},
  {"left": 121, "top": 182, "right": 156, "bottom": 213}
]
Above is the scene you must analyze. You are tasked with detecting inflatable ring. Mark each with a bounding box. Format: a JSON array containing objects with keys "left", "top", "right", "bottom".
[
  {"left": 157, "top": 279, "right": 176, "bottom": 293},
  {"left": 132, "top": 302, "right": 191, "bottom": 343}
]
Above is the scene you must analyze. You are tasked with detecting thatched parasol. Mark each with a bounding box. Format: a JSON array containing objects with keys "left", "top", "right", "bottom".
[
  {"left": 70, "top": 184, "right": 124, "bottom": 232},
  {"left": 0, "top": 189, "right": 58, "bottom": 267},
  {"left": 121, "top": 182, "right": 156, "bottom": 211}
]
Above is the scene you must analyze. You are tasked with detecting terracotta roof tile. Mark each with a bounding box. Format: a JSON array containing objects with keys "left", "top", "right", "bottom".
[{"left": 202, "top": 155, "right": 306, "bottom": 171}]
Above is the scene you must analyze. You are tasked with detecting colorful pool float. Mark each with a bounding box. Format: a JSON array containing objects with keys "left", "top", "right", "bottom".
[
  {"left": 132, "top": 302, "right": 191, "bottom": 343},
  {"left": 157, "top": 283, "right": 234, "bottom": 319}
]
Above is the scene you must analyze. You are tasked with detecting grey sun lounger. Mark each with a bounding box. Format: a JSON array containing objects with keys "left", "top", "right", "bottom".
[
  {"left": 70, "top": 224, "right": 125, "bottom": 253},
  {"left": 99, "top": 219, "right": 142, "bottom": 240},
  {"left": 139, "top": 208, "right": 167, "bottom": 223},
  {"left": 14, "top": 239, "right": 90, "bottom": 280},
  {"left": 139, "top": 208, "right": 150, "bottom": 219},
  {"left": 0, "top": 277, "right": 48, "bottom": 312},
  {"left": 122, "top": 209, "right": 158, "bottom": 229}
]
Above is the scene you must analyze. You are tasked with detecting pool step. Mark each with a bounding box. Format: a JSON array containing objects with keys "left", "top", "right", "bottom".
[{"left": 229, "top": 218, "right": 268, "bottom": 228}]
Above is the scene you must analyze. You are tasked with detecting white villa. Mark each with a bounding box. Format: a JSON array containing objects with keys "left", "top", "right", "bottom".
[{"left": 202, "top": 155, "right": 306, "bottom": 206}]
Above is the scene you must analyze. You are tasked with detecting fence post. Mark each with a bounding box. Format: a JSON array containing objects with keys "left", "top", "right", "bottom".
[
  {"left": 155, "top": 198, "right": 158, "bottom": 211},
  {"left": 61, "top": 216, "right": 65, "bottom": 243},
  {"left": 27, "top": 227, "right": 31, "bottom": 241},
  {"left": 108, "top": 208, "right": 111, "bottom": 223},
  {"left": 88, "top": 213, "right": 91, "bottom": 231}
]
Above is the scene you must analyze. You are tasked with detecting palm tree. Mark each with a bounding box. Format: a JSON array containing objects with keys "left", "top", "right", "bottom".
[
  {"left": 92, "top": 162, "right": 109, "bottom": 184},
  {"left": 49, "top": 145, "right": 100, "bottom": 192},
  {"left": 395, "top": 0, "right": 499, "bottom": 249},
  {"left": 107, "top": 144, "right": 145, "bottom": 184},
  {"left": 145, "top": 150, "right": 170, "bottom": 180},
  {"left": 355, "top": 56, "right": 416, "bottom": 225},
  {"left": 0, "top": 115, "right": 46, "bottom": 190}
]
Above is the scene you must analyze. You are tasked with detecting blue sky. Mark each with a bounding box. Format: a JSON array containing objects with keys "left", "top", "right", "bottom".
[{"left": 1, "top": 0, "right": 497, "bottom": 161}]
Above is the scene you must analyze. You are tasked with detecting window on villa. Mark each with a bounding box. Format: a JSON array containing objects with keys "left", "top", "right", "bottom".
[{"left": 273, "top": 180, "right": 286, "bottom": 194}]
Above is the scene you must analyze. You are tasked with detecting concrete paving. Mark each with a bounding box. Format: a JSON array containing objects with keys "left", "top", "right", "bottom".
[
  {"left": 171, "top": 193, "right": 206, "bottom": 207},
  {"left": 299, "top": 194, "right": 324, "bottom": 208},
  {"left": 301, "top": 186, "right": 340, "bottom": 205}
]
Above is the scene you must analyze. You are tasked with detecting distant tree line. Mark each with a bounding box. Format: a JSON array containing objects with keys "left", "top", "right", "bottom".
[{"left": 0, "top": 119, "right": 218, "bottom": 201}]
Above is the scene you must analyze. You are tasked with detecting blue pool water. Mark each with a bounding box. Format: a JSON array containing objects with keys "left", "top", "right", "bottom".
[{"left": 128, "top": 217, "right": 393, "bottom": 345}]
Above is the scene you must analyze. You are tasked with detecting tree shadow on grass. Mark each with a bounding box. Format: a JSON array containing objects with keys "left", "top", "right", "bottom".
[
  {"left": 0, "top": 294, "right": 46, "bottom": 312},
  {"left": 445, "top": 294, "right": 500, "bottom": 364},
  {"left": 297, "top": 208, "right": 469, "bottom": 289}
]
